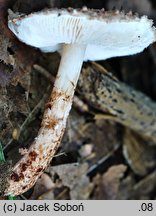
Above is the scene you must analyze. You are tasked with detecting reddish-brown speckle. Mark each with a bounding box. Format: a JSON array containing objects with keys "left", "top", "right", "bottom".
[
  {"left": 36, "top": 167, "right": 43, "bottom": 173},
  {"left": 48, "top": 118, "right": 58, "bottom": 129},
  {"left": 29, "top": 151, "right": 38, "bottom": 161},
  {"left": 49, "top": 90, "right": 64, "bottom": 101},
  {"left": 22, "top": 186, "right": 27, "bottom": 190},
  {"left": 19, "top": 173, "right": 24, "bottom": 180},
  {"left": 45, "top": 102, "right": 52, "bottom": 109},
  {"left": 21, "top": 163, "right": 28, "bottom": 172},
  {"left": 11, "top": 172, "right": 19, "bottom": 182}
]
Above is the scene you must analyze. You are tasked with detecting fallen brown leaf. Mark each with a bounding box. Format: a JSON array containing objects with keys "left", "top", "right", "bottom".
[
  {"left": 49, "top": 163, "right": 94, "bottom": 199},
  {"left": 29, "top": 173, "right": 54, "bottom": 200},
  {"left": 93, "top": 164, "right": 127, "bottom": 199}
]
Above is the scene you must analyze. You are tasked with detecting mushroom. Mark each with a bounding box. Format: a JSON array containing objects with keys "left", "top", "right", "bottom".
[{"left": 6, "top": 8, "right": 156, "bottom": 195}]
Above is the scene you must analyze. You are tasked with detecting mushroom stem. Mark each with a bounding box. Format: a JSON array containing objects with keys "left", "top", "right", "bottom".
[
  {"left": 55, "top": 44, "right": 86, "bottom": 95},
  {"left": 5, "top": 44, "right": 86, "bottom": 196}
]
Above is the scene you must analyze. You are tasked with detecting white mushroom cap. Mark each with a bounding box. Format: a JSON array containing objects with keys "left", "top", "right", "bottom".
[{"left": 8, "top": 8, "right": 156, "bottom": 61}]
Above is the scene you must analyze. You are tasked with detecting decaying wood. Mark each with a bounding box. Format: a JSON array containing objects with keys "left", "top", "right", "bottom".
[{"left": 78, "top": 62, "right": 156, "bottom": 143}]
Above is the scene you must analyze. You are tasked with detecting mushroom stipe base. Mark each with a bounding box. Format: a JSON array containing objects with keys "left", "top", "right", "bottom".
[{"left": 5, "top": 88, "right": 72, "bottom": 195}]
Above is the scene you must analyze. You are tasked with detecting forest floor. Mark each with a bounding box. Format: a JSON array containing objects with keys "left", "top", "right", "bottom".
[{"left": 0, "top": 0, "right": 156, "bottom": 199}]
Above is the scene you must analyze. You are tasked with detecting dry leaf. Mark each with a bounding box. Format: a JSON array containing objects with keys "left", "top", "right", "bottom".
[
  {"left": 49, "top": 163, "right": 94, "bottom": 199},
  {"left": 123, "top": 129, "right": 156, "bottom": 176},
  {"left": 29, "top": 173, "right": 54, "bottom": 200},
  {"left": 93, "top": 164, "right": 127, "bottom": 199},
  {"left": 117, "top": 170, "right": 156, "bottom": 199}
]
